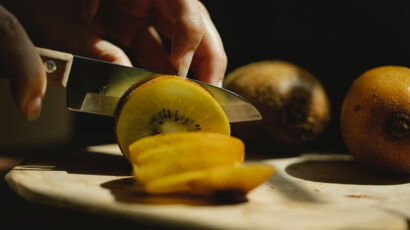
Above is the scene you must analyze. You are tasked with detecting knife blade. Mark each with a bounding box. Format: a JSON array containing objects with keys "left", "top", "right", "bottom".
[{"left": 37, "top": 47, "right": 262, "bottom": 123}]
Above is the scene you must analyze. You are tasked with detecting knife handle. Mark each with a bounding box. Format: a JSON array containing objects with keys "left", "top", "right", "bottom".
[{"left": 36, "top": 47, "right": 73, "bottom": 88}]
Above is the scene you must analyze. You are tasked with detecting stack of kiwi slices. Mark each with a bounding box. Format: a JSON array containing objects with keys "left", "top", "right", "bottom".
[
  {"left": 115, "top": 75, "right": 274, "bottom": 198},
  {"left": 128, "top": 132, "right": 274, "bottom": 198}
]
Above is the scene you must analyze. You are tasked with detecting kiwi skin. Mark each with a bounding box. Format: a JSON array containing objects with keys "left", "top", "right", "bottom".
[
  {"left": 225, "top": 61, "right": 330, "bottom": 152},
  {"left": 115, "top": 74, "right": 160, "bottom": 116}
]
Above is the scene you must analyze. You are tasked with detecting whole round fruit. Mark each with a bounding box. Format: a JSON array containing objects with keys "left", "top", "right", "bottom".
[
  {"left": 224, "top": 61, "right": 330, "bottom": 150},
  {"left": 341, "top": 66, "right": 410, "bottom": 174}
]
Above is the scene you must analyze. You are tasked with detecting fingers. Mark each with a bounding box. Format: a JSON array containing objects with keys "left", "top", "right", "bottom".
[
  {"left": 156, "top": 0, "right": 205, "bottom": 77},
  {"left": 0, "top": 5, "right": 46, "bottom": 120},
  {"left": 92, "top": 0, "right": 226, "bottom": 84},
  {"left": 154, "top": 0, "right": 226, "bottom": 85},
  {"left": 90, "top": 39, "right": 133, "bottom": 66},
  {"left": 91, "top": 0, "right": 152, "bottom": 47},
  {"left": 132, "top": 26, "right": 176, "bottom": 74},
  {"left": 190, "top": 5, "right": 227, "bottom": 86},
  {"left": 171, "top": 3, "right": 204, "bottom": 77},
  {"left": 74, "top": 5, "right": 133, "bottom": 66},
  {"left": 56, "top": 25, "right": 133, "bottom": 67}
]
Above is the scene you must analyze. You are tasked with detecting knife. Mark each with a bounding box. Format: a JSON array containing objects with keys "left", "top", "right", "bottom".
[{"left": 37, "top": 47, "right": 261, "bottom": 123}]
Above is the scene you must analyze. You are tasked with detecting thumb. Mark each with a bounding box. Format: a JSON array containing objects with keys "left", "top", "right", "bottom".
[{"left": 0, "top": 6, "right": 46, "bottom": 121}]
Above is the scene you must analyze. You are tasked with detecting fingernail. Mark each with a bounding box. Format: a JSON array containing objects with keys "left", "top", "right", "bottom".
[
  {"left": 217, "top": 80, "right": 223, "bottom": 88},
  {"left": 178, "top": 50, "right": 195, "bottom": 78},
  {"left": 25, "top": 97, "right": 42, "bottom": 121}
]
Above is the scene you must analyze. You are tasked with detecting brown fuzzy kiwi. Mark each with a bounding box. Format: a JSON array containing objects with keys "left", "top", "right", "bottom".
[{"left": 224, "top": 60, "right": 330, "bottom": 152}]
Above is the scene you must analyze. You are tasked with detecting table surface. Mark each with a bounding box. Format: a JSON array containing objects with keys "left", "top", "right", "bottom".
[
  {"left": 3, "top": 144, "right": 410, "bottom": 230},
  {"left": 0, "top": 147, "right": 177, "bottom": 230}
]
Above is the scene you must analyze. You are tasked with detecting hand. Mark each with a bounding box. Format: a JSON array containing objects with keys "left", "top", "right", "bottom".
[
  {"left": 6, "top": 0, "right": 227, "bottom": 86},
  {"left": 0, "top": 5, "right": 46, "bottom": 121}
]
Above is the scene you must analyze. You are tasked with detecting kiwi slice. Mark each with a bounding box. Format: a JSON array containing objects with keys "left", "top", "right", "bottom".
[
  {"left": 115, "top": 75, "right": 230, "bottom": 158},
  {"left": 144, "top": 164, "right": 275, "bottom": 196},
  {"left": 129, "top": 132, "right": 245, "bottom": 183}
]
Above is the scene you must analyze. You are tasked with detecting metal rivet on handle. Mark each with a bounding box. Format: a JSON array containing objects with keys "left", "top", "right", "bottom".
[{"left": 44, "top": 59, "right": 57, "bottom": 74}]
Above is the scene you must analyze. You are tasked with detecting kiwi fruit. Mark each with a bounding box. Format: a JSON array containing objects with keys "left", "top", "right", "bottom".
[
  {"left": 224, "top": 60, "right": 330, "bottom": 152},
  {"left": 341, "top": 66, "right": 410, "bottom": 174},
  {"left": 144, "top": 164, "right": 275, "bottom": 196},
  {"left": 128, "top": 132, "right": 274, "bottom": 197},
  {"left": 115, "top": 75, "right": 230, "bottom": 158},
  {"left": 129, "top": 132, "right": 244, "bottom": 184}
]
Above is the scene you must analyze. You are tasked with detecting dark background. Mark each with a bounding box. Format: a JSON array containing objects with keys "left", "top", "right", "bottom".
[{"left": 76, "top": 1, "right": 410, "bottom": 152}]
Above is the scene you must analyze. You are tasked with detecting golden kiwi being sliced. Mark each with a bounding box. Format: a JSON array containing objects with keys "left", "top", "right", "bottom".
[
  {"left": 116, "top": 75, "right": 274, "bottom": 198},
  {"left": 115, "top": 75, "right": 230, "bottom": 158}
]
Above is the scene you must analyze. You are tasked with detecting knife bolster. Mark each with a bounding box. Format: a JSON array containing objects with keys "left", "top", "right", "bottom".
[{"left": 37, "top": 47, "right": 73, "bottom": 88}]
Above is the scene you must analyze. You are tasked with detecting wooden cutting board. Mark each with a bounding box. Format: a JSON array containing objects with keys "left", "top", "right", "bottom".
[{"left": 5, "top": 145, "right": 410, "bottom": 230}]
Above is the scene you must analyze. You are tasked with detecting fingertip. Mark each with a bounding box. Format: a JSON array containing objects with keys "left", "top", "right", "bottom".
[
  {"left": 25, "top": 96, "right": 42, "bottom": 121},
  {"left": 99, "top": 50, "right": 132, "bottom": 67},
  {"left": 14, "top": 52, "right": 47, "bottom": 120},
  {"left": 94, "top": 40, "right": 132, "bottom": 67},
  {"left": 193, "top": 54, "right": 227, "bottom": 86},
  {"left": 171, "top": 20, "right": 204, "bottom": 71},
  {"left": 217, "top": 80, "right": 223, "bottom": 88},
  {"left": 177, "top": 50, "right": 194, "bottom": 77},
  {"left": 0, "top": 6, "right": 47, "bottom": 120}
]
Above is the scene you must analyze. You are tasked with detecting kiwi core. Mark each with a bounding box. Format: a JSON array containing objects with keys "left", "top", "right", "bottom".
[{"left": 150, "top": 109, "right": 201, "bottom": 134}]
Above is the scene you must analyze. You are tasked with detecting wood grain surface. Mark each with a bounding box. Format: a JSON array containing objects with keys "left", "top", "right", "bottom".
[{"left": 5, "top": 145, "right": 410, "bottom": 230}]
